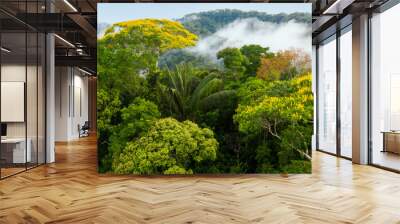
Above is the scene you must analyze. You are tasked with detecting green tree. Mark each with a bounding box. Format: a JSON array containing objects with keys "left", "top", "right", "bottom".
[
  {"left": 240, "top": 45, "right": 273, "bottom": 76},
  {"left": 234, "top": 74, "right": 313, "bottom": 172},
  {"left": 114, "top": 118, "right": 218, "bottom": 174},
  {"left": 217, "top": 48, "right": 247, "bottom": 80},
  {"left": 97, "top": 89, "right": 121, "bottom": 133},
  {"left": 97, "top": 89, "right": 121, "bottom": 173},
  {"left": 108, "top": 98, "right": 161, "bottom": 171},
  {"left": 159, "top": 63, "right": 236, "bottom": 121}
]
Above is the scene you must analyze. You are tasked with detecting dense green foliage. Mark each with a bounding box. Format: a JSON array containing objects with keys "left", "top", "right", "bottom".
[
  {"left": 240, "top": 45, "right": 273, "bottom": 76},
  {"left": 97, "top": 19, "right": 198, "bottom": 172},
  {"left": 98, "top": 11, "right": 312, "bottom": 174},
  {"left": 234, "top": 75, "right": 313, "bottom": 171},
  {"left": 217, "top": 48, "right": 247, "bottom": 78},
  {"left": 108, "top": 98, "right": 161, "bottom": 171},
  {"left": 217, "top": 45, "right": 274, "bottom": 82},
  {"left": 114, "top": 118, "right": 218, "bottom": 174},
  {"left": 179, "top": 9, "right": 311, "bottom": 37}
]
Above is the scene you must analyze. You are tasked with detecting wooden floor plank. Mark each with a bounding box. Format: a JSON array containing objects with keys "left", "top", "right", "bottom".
[{"left": 0, "top": 136, "right": 400, "bottom": 223}]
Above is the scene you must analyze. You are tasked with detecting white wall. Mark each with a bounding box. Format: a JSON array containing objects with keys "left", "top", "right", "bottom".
[
  {"left": 1, "top": 63, "right": 46, "bottom": 164},
  {"left": 55, "top": 66, "right": 70, "bottom": 141},
  {"left": 1, "top": 65, "right": 40, "bottom": 137},
  {"left": 1, "top": 65, "right": 26, "bottom": 139},
  {"left": 55, "top": 67, "right": 89, "bottom": 141}
]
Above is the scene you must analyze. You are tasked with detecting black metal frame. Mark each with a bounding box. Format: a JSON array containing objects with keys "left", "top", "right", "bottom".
[
  {"left": 336, "top": 24, "right": 341, "bottom": 157},
  {"left": 315, "top": 44, "right": 319, "bottom": 151},
  {"left": 0, "top": 0, "right": 47, "bottom": 180},
  {"left": 0, "top": 16, "right": 2, "bottom": 179},
  {"left": 367, "top": 10, "right": 373, "bottom": 165},
  {"left": 316, "top": 0, "right": 400, "bottom": 171}
]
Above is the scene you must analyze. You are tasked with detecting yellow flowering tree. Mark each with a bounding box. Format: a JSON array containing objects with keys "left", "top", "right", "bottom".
[
  {"left": 98, "top": 19, "right": 198, "bottom": 104},
  {"left": 103, "top": 19, "right": 198, "bottom": 52}
]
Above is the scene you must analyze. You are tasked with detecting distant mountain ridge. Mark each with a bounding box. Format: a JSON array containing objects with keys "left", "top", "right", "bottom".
[
  {"left": 177, "top": 9, "right": 311, "bottom": 37},
  {"left": 97, "top": 22, "right": 110, "bottom": 37}
]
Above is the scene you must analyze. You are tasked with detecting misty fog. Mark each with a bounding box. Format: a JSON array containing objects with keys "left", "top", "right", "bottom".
[{"left": 186, "top": 18, "right": 311, "bottom": 59}]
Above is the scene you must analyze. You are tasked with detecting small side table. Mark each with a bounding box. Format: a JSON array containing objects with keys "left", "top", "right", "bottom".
[{"left": 381, "top": 131, "right": 400, "bottom": 154}]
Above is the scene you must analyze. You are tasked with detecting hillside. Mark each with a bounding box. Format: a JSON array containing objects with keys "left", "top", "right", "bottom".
[
  {"left": 97, "top": 22, "right": 110, "bottom": 37},
  {"left": 178, "top": 9, "right": 311, "bottom": 37}
]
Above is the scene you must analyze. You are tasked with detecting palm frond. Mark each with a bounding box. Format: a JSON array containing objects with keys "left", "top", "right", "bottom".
[
  {"left": 160, "top": 63, "right": 234, "bottom": 121},
  {"left": 190, "top": 73, "right": 223, "bottom": 109}
]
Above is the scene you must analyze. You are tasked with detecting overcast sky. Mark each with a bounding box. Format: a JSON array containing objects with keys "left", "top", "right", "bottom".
[{"left": 98, "top": 3, "right": 311, "bottom": 24}]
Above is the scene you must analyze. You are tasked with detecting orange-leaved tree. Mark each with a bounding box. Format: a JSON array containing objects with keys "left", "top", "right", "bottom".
[{"left": 256, "top": 49, "right": 311, "bottom": 81}]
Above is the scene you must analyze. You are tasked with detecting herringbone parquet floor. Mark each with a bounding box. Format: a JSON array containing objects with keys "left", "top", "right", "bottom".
[{"left": 1, "top": 136, "right": 400, "bottom": 224}]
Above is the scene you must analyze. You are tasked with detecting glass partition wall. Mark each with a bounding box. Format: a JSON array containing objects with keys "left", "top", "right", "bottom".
[
  {"left": 0, "top": 3, "right": 46, "bottom": 179},
  {"left": 339, "top": 27, "right": 352, "bottom": 159},
  {"left": 317, "top": 35, "right": 337, "bottom": 155},
  {"left": 316, "top": 26, "right": 352, "bottom": 159},
  {"left": 370, "top": 3, "right": 400, "bottom": 171},
  {"left": 315, "top": 2, "right": 400, "bottom": 172}
]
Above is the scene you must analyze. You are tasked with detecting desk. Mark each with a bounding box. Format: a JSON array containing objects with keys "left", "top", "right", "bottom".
[
  {"left": 382, "top": 131, "right": 400, "bottom": 154},
  {"left": 1, "top": 138, "right": 31, "bottom": 163}
]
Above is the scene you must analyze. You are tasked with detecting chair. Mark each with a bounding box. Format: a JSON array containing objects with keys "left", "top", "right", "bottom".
[{"left": 79, "top": 121, "right": 90, "bottom": 138}]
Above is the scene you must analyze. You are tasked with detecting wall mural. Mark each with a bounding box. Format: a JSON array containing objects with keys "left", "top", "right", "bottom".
[{"left": 97, "top": 3, "right": 313, "bottom": 174}]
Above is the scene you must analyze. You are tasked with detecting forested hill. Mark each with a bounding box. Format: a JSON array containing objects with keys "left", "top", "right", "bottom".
[
  {"left": 178, "top": 9, "right": 311, "bottom": 37},
  {"left": 97, "top": 22, "right": 110, "bottom": 37}
]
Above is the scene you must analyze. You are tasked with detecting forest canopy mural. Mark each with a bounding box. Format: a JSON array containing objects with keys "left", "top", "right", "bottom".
[{"left": 97, "top": 3, "right": 313, "bottom": 174}]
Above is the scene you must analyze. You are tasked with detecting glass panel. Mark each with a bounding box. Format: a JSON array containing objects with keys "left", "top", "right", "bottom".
[
  {"left": 26, "top": 0, "right": 39, "bottom": 170},
  {"left": 317, "top": 36, "right": 337, "bottom": 154},
  {"left": 38, "top": 32, "right": 45, "bottom": 165},
  {"left": 27, "top": 31, "right": 38, "bottom": 169},
  {"left": 1, "top": 31, "right": 27, "bottom": 177},
  {"left": 340, "top": 29, "right": 352, "bottom": 158},
  {"left": 371, "top": 4, "right": 400, "bottom": 171},
  {"left": 0, "top": 1, "right": 46, "bottom": 179}
]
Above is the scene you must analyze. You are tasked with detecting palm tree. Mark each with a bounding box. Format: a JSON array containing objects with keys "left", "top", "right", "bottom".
[{"left": 159, "top": 63, "right": 236, "bottom": 121}]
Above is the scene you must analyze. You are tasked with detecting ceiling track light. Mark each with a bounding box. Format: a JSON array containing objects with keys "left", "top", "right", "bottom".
[
  {"left": 78, "top": 67, "right": 93, "bottom": 76},
  {"left": 54, "top": 34, "right": 75, "bottom": 48},
  {"left": 1, "top": 47, "right": 11, "bottom": 53},
  {"left": 322, "top": 0, "right": 343, "bottom": 15},
  {"left": 63, "top": 0, "right": 78, "bottom": 12},
  {"left": 322, "top": 0, "right": 356, "bottom": 15}
]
